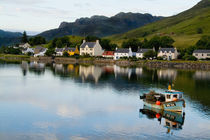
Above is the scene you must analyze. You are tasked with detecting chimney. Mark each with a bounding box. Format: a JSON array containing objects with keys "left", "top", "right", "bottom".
[
  {"left": 83, "top": 40, "right": 86, "bottom": 43},
  {"left": 96, "top": 40, "right": 99, "bottom": 44}
]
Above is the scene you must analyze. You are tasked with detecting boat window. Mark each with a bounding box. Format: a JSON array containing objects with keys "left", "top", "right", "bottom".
[
  {"left": 173, "top": 94, "right": 178, "bottom": 98},
  {"left": 166, "top": 122, "right": 170, "bottom": 126},
  {"left": 172, "top": 124, "right": 177, "bottom": 128},
  {"left": 166, "top": 95, "right": 171, "bottom": 99},
  {"left": 180, "top": 94, "right": 182, "bottom": 98}
]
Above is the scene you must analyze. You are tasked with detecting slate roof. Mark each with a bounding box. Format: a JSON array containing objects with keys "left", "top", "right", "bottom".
[
  {"left": 64, "top": 47, "right": 76, "bottom": 52},
  {"left": 80, "top": 42, "right": 96, "bottom": 48},
  {"left": 55, "top": 48, "right": 64, "bottom": 52},
  {"left": 159, "top": 48, "right": 175, "bottom": 53},
  {"left": 34, "top": 46, "right": 46, "bottom": 53},
  {"left": 137, "top": 49, "right": 152, "bottom": 53},
  {"left": 115, "top": 48, "right": 129, "bottom": 53},
  {"left": 193, "top": 50, "right": 210, "bottom": 53}
]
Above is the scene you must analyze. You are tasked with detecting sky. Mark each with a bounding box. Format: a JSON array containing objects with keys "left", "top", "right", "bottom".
[{"left": 0, "top": 0, "right": 201, "bottom": 35}]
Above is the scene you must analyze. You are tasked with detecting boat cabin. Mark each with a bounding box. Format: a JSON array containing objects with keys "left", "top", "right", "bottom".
[{"left": 164, "top": 90, "right": 183, "bottom": 102}]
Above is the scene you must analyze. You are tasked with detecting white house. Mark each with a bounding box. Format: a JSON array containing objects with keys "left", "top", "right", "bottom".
[
  {"left": 136, "top": 48, "right": 153, "bottom": 59},
  {"left": 158, "top": 47, "right": 178, "bottom": 60},
  {"left": 114, "top": 48, "right": 132, "bottom": 60},
  {"left": 80, "top": 40, "right": 104, "bottom": 56},
  {"left": 34, "top": 46, "right": 47, "bottom": 57},
  {"left": 55, "top": 48, "right": 64, "bottom": 56},
  {"left": 19, "top": 43, "right": 31, "bottom": 49},
  {"left": 193, "top": 50, "right": 210, "bottom": 59}
]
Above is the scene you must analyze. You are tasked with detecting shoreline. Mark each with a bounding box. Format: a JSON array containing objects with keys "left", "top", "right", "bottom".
[{"left": 1, "top": 54, "right": 210, "bottom": 70}]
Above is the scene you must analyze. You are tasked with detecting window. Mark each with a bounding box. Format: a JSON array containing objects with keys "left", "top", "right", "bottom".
[
  {"left": 195, "top": 54, "right": 198, "bottom": 56},
  {"left": 90, "top": 48, "right": 93, "bottom": 51},
  {"left": 166, "top": 95, "right": 171, "bottom": 99},
  {"left": 202, "top": 54, "right": 204, "bottom": 56},
  {"left": 173, "top": 94, "right": 178, "bottom": 98},
  {"left": 207, "top": 54, "right": 210, "bottom": 56}
]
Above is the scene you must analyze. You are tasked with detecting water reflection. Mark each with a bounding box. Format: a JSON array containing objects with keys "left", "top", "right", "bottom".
[
  {"left": 0, "top": 61, "right": 210, "bottom": 139},
  {"left": 20, "top": 62, "right": 210, "bottom": 113},
  {"left": 139, "top": 106, "right": 185, "bottom": 135}
]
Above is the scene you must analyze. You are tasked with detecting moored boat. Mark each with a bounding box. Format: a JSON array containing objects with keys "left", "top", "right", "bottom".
[{"left": 140, "top": 85, "right": 186, "bottom": 112}]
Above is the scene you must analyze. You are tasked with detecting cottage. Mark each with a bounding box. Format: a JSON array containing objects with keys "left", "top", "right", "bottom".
[
  {"left": 193, "top": 50, "right": 210, "bottom": 59},
  {"left": 34, "top": 46, "right": 47, "bottom": 57},
  {"left": 55, "top": 48, "right": 64, "bottom": 56},
  {"left": 80, "top": 40, "right": 104, "bottom": 56},
  {"left": 136, "top": 48, "right": 153, "bottom": 59},
  {"left": 102, "top": 51, "right": 114, "bottom": 58},
  {"left": 158, "top": 47, "right": 178, "bottom": 60},
  {"left": 114, "top": 48, "right": 132, "bottom": 60},
  {"left": 65, "top": 47, "right": 80, "bottom": 56},
  {"left": 19, "top": 43, "right": 31, "bottom": 49}
]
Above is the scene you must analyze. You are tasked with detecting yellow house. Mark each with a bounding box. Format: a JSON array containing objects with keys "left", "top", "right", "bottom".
[{"left": 64, "top": 47, "right": 80, "bottom": 56}]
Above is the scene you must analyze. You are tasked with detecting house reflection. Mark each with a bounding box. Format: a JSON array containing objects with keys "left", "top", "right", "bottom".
[
  {"left": 114, "top": 65, "right": 132, "bottom": 79},
  {"left": 194, "top": 71, "right": 210, "bottom": 80},
  {"left": 157, "top": 69, "right": 177, "bottom": 81},
  {"left": 139, "top": 105, "right": 185, "bottom": 134},
  {"left": 79, "top": 65, "right": 103, "bottom": 83}
]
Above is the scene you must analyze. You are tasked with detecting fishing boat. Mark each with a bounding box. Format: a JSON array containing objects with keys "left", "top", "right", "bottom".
[
  {"left": 139, "top": 106, "right": 185, "bottom": 133},
  {"left": 140, "top": 85, "right": 185, "bottom": 112}
]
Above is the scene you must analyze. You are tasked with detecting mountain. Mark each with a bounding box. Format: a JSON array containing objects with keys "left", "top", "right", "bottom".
[
  {"left": 38, "top": 12, "right": 163, "bottom": 40},
  {"left": 109, "top": 0, "right": 210, "bottom": 48},
  {"left": 0, "top": 30, "right": 22, "bottom": 47}
]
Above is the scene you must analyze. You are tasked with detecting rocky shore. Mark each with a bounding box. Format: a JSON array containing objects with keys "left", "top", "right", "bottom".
[{"left": 1, "top": 55, "right": 210, "bottom": 70}]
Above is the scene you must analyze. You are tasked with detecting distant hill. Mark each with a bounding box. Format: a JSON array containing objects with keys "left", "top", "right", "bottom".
[
  {"left": 38, "top": 12, "right": 163, "bottom": 40},
  {"left": 0, "top": 30, "right": 22, "bottom": 47},
  {"left": 109, "top": 0, "right": 210, "bottom": 48}
]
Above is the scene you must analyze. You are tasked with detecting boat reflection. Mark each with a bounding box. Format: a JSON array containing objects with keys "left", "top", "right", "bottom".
[{"left": 139, "top": 105, "right": 185, "bottom": 134}]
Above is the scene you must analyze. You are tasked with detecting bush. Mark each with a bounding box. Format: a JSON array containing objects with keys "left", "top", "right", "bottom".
[
  {"left": 63, "top": 51, "right": 69, "bottom": 57},
  {"left": 157, "top": 57, "right": 164, "bottom": 60},
  {"left": 183, "top": 55, "right": 197, "bottom": 61}
]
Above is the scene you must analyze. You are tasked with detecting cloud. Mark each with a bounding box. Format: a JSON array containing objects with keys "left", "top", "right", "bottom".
[{"left": 0, "top": 0, "right": 46, "bottom": 5}]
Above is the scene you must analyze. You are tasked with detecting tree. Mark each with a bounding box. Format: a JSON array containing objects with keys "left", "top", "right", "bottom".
[
  {"left": 160, "top": 36, "right": 174, "bottom": 48},
  {"left": 197, "top": 28, "right": 203, "bottom": 34},
  {"left": 100, "top": 39, "right": 118, "bottom": 51},
  {"left": 122, "top": 38, "right": 142, "bottom": 52},
  {"left": 21, "top": 31, "right": 28, "bottom": 43},
  {"left": 45, "top": 48, "right": 55, "bottom": 56},
  {"left": 196, "top": 35, "right": 210, "bottom": 49},
  {"left": 63, "top": 51, "right": 69, "bottom": 57},
  {"left": 29, "top": 36, "right": 46, "bottom": 46},
  {"left": 56, "top": 40, "right": 63, "bottom": 48},
  {"left": 85, "top": 36, "right": 100, "bottom": 42},
  {"left": 143, "top": 50, "right": 156, "bottom": 59},
  {"left": 148, "top": 36, "right": 161, "bottom": 52}
]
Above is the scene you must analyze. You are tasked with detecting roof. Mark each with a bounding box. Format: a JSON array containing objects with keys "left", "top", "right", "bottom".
[
  {"left": 115, "top": 48, "right": 129, "bottom": 53},
  {"left": 34, "top": 46, "right": 46, "bottom": 53},
  {"left": 103, "top": 51, "right": 114, "bottom": 56},
  {"left": 80, "top": 42, "right": 96, "bottom": 48},
  {"left": 159, "top": 48, "right": 175, "bottom": 53},
  {"left": 137, "top": 49, "right": 152, "bottom": 53},
  {"left": 64, "top": 47, "right": 76, "bottom": 52},
  {"left": 193, "top": 49, "right": 210, "bottom": 53},
  {"left": 55, "top": 48, "right": 64, "bottom": 52}
]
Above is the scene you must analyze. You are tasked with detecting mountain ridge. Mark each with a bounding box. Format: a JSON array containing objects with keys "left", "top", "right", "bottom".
[{"left": 38, "top": 12, "right": 163, "bottom": 40}]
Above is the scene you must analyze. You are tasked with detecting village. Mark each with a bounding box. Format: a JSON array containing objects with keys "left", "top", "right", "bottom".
[{"left": 12, "top": 39, "right": 210, "bottom": 61}]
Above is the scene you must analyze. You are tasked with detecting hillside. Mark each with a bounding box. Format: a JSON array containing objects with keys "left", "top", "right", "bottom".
[
  {"left": 38, "top": 12, "right": 163, "bottom": 40},
  {"left": 109, "top": 0, "right": 210, "bottom": 48},
  {"left": 0, "top": 30, "right": 22, "bottom": 47}
]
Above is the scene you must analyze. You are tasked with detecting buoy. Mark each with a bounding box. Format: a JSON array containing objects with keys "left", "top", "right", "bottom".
[
  {"left": 173, "top": 98, "right": 178, "bottom": 101},
  {"left": 156, "top": 101, "right": 161, "bottom": 105},
  {"left": 156, "top": 113, "right": 161, "bottom": 118}
]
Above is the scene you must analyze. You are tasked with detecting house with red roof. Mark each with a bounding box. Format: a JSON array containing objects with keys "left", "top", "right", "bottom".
[{"left": 102, "top": 51, "right": 114, "bottom": 58}]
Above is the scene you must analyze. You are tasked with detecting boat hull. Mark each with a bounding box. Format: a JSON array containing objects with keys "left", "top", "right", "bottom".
[{"left": 143, "top": 100, "right": 185, "bottom": 112}]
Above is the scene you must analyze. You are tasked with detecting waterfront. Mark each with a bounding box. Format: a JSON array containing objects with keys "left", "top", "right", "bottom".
[{"left": 0, "top": 61, "right": 210, "bottom": 140}]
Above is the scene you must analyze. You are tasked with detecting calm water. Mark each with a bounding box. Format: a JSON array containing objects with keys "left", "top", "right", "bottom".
[{"left": 0, "top": 61, "right": 210, "bottom": 140}]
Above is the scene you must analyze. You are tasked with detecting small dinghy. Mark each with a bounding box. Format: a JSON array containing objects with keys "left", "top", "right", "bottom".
[{"left": 140, "top": 85, "right": 185, "bottom": 112}]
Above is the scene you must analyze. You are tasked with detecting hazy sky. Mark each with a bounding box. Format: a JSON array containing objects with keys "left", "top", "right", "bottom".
[{"left": 0, "top": 0, "right": 201, "bottom": 34}]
